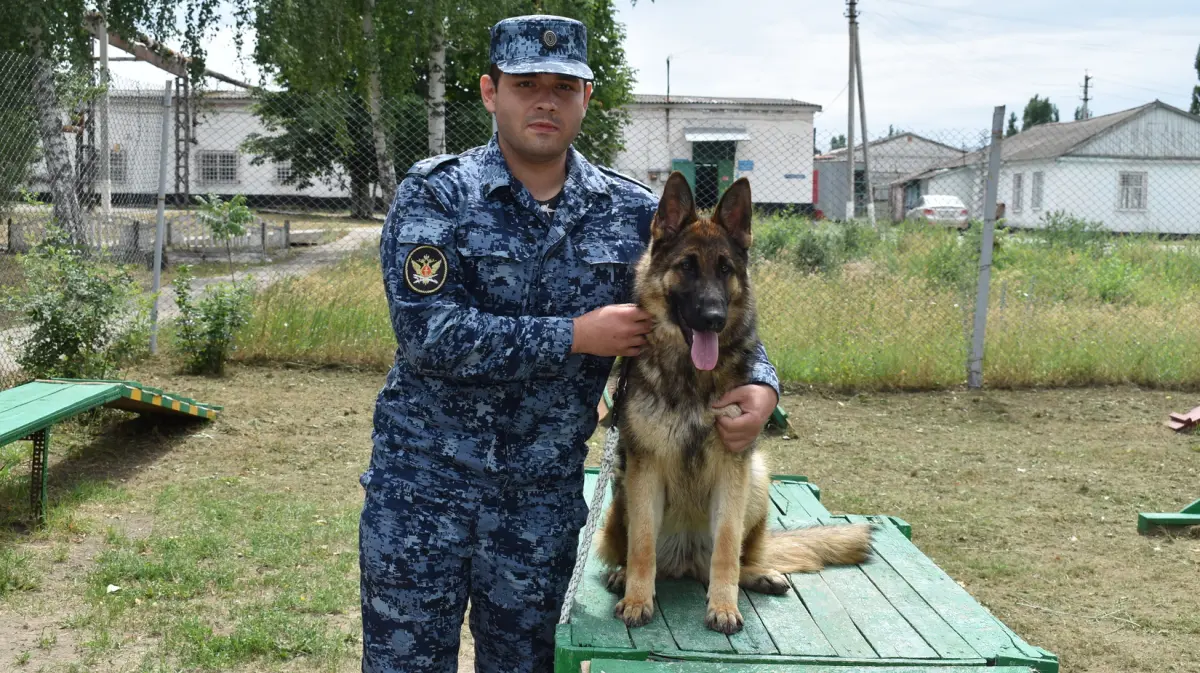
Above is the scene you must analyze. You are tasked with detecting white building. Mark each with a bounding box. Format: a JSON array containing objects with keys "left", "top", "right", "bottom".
[
  {"left": 26, "top": 90, "right": 824, "bottom": 214},
  {"left": 894, "top": 101, "right": 1200, "bottom": 234},
  {"left": 27, "top": 88, "right": 352, "bottom": 208},
  {"left": 611, "top": 94, "right": 822, "bottom": 213},
  {"left": 813, "top": 133, "right": 966, "bottom": 221}
]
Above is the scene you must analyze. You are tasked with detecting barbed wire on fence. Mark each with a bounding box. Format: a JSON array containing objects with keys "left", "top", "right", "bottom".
[{"left": 3, "top": 48, "right": 1200, "bottom": 391}]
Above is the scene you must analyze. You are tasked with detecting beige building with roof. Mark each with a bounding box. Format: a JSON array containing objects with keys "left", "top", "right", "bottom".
[{"left": 610, "top": 94, "right": 822, "bottom": 213}]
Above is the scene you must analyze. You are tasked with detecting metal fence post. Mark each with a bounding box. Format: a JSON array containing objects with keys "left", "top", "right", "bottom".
[
  {"left": 968, "top": 106, "right": 1005, "bottom": 389},
  {"left": 150, "top": 80, "right": 173, "bottom": 355}
]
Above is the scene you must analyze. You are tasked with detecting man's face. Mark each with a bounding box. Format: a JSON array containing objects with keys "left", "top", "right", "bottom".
[{"left": 481, "top": 71, "right": 593, "bottom": 163}]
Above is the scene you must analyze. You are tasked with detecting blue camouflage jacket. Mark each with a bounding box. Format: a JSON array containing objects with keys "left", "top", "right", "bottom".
[{"left": 366, "top": 134, "right": 781, "bottom": 489}]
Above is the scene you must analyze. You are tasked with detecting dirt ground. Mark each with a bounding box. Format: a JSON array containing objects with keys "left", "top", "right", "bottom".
[{"left": 1, "top": 359, "right": 1198, "bottom": 672}]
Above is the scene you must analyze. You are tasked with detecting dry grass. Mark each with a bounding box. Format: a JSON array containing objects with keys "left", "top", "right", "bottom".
[{"left": 0, "top": 360, "right": 1196, "bottom": 671}]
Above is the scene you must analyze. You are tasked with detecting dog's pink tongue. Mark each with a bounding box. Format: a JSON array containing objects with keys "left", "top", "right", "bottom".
[{"left": 691, "top": 331, "right": 719, "bottom": 370}]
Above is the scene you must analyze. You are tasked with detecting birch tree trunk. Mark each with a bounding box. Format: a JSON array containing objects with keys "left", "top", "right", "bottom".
[
  {"left": 30, "top": 34, "right": 84, "bottom": 244},
  {"left": 362, "top": 0, "right": 396, "bottom": 206},
  {"left": 427, "top": 14, "right": 447, "bottom": 155}
]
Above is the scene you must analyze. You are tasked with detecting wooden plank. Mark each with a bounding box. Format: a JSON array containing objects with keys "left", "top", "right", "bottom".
[
  {"left": 654, "top": 579, "right": 732, "bottom": 653},
  {"left": 847, "top": 517, "right": 979, "bottom": 659},
  {"left": 818, "top": 562, "right": 938, "bottom": 659},
  {"left": 744, "top": 584, "right": 836, "bottom": 656},
  {"left": 0, "top": 382, "right": 71, "bottom": 413},
  {"left": 772, "top": 481, "right": 831, "bottom": 520},
  {"left": 585, "top": 661, "right": 1032, "bottom": 673},
  {"left": 727, "top": 589, "right": 778, "bottom": 655},
  {"left": 626, "top": 598, "right": 678, "bottom": 654},
  {"left": 788, "top": 571, "right": 876, "bottom": 658},
  {"left": 865, "top": 518, "right": 1035, "bottom": 661},
  {"left": 0, "top": 383, "right": 122, "bottom": 445},
  {"left": 1138, "top": 512, "right": 1200, "bottom": 533},
  {"left": 569, "top": 547, "right": 633, "bottom": 649}
]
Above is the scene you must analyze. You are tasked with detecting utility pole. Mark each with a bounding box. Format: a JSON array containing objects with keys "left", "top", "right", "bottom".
[
  {"left": 666, "top": 55, "right": 672, "bottom": 175},
  {"left": 853, "top": 13, "right": 874, "bottom": 224},
  {"left": 1081, "top": 71, "right": 1092, "bottom": 119},
  {"left": 98, "top": 7, "right": 111, "bottom": 223},
  {"left": 845, "top": 0, "right": 857, "bottom": 220}
]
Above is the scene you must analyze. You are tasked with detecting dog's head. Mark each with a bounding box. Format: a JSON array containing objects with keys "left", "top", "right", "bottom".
[{"left": 642, "top": 171, "right": 753, "bottom": 371}]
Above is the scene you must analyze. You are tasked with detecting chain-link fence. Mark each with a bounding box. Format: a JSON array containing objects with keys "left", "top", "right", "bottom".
[{"left": 3, "top": 48, "right": 1200, "bottom": 390}]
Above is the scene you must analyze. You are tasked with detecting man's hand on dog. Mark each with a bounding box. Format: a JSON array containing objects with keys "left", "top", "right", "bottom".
[
  {"left": 712, "top": 384, "right": 778, "bottom": 452},
  {"left": 572, "top": 304, "right": 653, "bottom": 357}
]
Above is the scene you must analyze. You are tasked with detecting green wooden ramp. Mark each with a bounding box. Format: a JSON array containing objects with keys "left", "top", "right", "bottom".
[
  {"left": 1137, "top": 497, "right": 1200, "bottom": 534},
  {"left": 556, "top": 470, "right": 1057, "bottom": 673},
  {"left": 0, "top": 379, "right": 221, "bottom": 524}
]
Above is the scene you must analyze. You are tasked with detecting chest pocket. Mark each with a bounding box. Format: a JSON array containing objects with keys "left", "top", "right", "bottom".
[
  {"left": 455, "top": 225, "right": 539, "bottom": 315},
  {"left": 549, "top": 234, "right": 643, "bottom": 315}
]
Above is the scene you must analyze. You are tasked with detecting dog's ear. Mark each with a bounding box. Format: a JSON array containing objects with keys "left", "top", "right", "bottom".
[
  {"left": 713, "top": 177, "right": 752, "bottom": 249},
  {"left": 652, "top": 171, "right": 697, "bottom": 241}
]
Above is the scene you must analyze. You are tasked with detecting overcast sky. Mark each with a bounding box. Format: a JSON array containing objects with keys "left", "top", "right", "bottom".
[{"left": 106, "top": 0, "right": 1200, "bottom": 139}]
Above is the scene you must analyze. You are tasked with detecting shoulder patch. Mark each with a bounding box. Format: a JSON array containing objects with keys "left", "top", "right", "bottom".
[
  {"left": 403, "top": 245, "right": 449, "bottom": 295},
  {"left": 407, "top": 154, "right": 460, "bottom": 178},
  {"left": 596, "top": 165, "right": 654, "bottom": 195}
]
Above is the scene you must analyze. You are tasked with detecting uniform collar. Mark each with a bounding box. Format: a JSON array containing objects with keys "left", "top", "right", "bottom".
[{"left": 481, "top": 133, "right": 609, "bottom": 199}]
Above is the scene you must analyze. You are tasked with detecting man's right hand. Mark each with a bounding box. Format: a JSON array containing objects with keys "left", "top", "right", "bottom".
[{"left": 571, "top": 304, "right": 653, "bottom": 357}]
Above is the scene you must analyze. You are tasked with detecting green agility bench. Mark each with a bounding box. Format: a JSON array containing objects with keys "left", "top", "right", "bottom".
[
  {"left": 0, "top": 378, "right": 221, "bottom": 524},
  {"left": 556, "top": 470, "right": 1058, "bottom": 673},
  {"left": 1137, "top": 498, "right": 1200, "bottom": 534}
]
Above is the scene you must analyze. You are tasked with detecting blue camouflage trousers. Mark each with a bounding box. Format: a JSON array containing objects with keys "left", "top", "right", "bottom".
[{"left": 358, "top": 459, "right": 587, "bottom": 673}]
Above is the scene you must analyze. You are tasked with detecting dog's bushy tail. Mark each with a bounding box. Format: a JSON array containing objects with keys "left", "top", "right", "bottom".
[{"left": 766, "top": 523, "right": 873, "bottom": 573}]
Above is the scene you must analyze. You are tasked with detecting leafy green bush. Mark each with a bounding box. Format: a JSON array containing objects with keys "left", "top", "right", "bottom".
[
  {"left": 195, "top": 193, "right": 254, "bottom": 277},
  {"left": 921, "top": 236, "right": 976, "bottom": 289},
  {"left": 1, "top": 226, "right": 149, "bottom": 379},
  {"left": 791, "top": 229, "right": 838, "bottom": 274},
  {"left": 1039, "top": 210, "right": 1107, "bottom": 250},
  {"left": 172, "top": 265, "right": 254, "bottom": 375},
  {"left": 1088, "top": 253, "right": 1142, "bottom": 304}
]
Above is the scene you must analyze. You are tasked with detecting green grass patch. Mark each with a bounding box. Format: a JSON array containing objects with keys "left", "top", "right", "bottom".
[
  {"left": 202, "top": 210, "right": 1200, "bottom": 391},
  {"left": 79, "top": 479, "right": 358, "bottom": 669},
  {"left": 232, "top": 251, "right": 395, "bottom": 368}
]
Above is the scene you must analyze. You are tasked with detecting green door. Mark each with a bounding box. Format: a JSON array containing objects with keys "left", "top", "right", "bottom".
[
  {"left": 717, "top": 159, "right": 735, "bottom": 198},
  {"left": 671, "top": 159, "right": 696, "bottom": 192}
]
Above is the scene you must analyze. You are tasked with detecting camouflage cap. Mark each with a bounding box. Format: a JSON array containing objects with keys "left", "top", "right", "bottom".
[{"left": 489, "top": 14, "right": 594, "bottom": 81}]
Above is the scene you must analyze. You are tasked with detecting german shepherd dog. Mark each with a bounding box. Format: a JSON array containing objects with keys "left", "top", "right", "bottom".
[{"left": 596, "top": 172, "right": 873, "bottom": 635}]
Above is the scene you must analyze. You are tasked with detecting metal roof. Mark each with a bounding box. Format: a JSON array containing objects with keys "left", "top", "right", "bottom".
[
  {"left": 892, "top": 101, "right": 1199, "bottom": 184},
  {"left": 632, "top": 94, "right": 821, "bottom": 109}
]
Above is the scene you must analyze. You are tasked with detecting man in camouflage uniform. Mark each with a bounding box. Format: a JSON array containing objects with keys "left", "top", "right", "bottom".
[{"left": 359, "top": 14, "right": 782, "bottom": 673}]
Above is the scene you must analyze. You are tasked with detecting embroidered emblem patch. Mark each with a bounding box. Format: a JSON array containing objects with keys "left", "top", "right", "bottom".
[
  {"left": 542, "top": 29, "right": 557, "bottom": 48},
  {"left": 404, "top": 245, "right": 448, "bottom": 295}
]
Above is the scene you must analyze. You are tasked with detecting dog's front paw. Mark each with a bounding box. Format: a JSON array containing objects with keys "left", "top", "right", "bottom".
[
  {"left": 614, "top": 596, "right": 654, "bottom": 627},
  {"left": 705, "top": 603, "right": 744, "bottom": 634},
  {"left": 604, "top": 567, "right": 626, "bottom": 595}
]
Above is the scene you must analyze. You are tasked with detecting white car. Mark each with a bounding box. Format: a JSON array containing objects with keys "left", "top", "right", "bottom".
[{"left": 905, "top": 195, "right": 970, "bottom": 229}]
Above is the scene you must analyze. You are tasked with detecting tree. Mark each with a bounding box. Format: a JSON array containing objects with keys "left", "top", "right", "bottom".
[
  {"left": 1022, "top": 94, "right": 1059, "bottom": 131},
  {"left": 1191, "top": 43, "right": 1200, "bottom": 115},
  {"left": 247, "top": 0, "right": 639, "bottom": 214},
  {"left": 830, "top": 134, "right": 847, "bottom": 150},
  {"left": 1006, "top": 111, "right": 1019, "bottom": 137},
  {"left": 1, "top": 1, "right": 244, "bottom": 243}
]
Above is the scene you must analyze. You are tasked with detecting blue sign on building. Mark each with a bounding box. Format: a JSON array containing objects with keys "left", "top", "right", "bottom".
[{"left": 737, "top": 160, "right": 754, "bottom": 171}]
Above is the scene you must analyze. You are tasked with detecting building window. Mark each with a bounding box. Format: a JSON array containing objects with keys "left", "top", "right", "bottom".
[
  {"left": 1012, "top": 173, "right": 1024, "bottom": 213},
  {"left": 110, "top": 150, "right": 127, "bottom": 184},
  {"left": 275, "top": 161, "right": 293, "bottom": 184},
  {"left": 1031, "top": 171, "right": 1044, "bottom": 211},
  {"left": 199, "top": 151, "right": 239, "bottom": 184},
  {"left": 1118, "top": 172, "right": 1147, "bottom": 211}
]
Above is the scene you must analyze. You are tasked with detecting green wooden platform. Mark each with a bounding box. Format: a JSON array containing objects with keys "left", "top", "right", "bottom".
[
  {"left": 0, "top": 378, "right": 221, "bottom": 524},
  {"left": 1137, "top": 497, "right": 1200, "bottom": 534},
  {"left": 556, "top": 470, "right": 1057, "bottom": 673}
]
